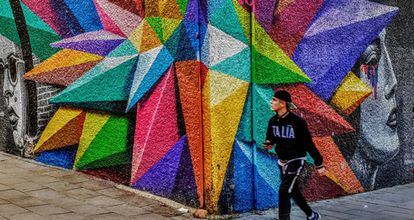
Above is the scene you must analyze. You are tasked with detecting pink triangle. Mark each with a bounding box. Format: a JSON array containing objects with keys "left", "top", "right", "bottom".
[
  {"left": 94, "top": 0, "right": 126, "bottom": 37},
  {"left": 131, "top": 66, "right": 180, "bottom": 184},
  {"left": 94, "top": 0, "right": 141, "bottom": 37}
]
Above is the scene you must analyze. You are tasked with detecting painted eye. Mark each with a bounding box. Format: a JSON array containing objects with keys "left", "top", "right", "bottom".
[{"left": 352, "top": 38, "right": 381, "bottom": 71}]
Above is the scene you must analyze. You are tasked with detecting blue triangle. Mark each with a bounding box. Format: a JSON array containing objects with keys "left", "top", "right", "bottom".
[
  {"left": 63, "top": 0, "right": 103, "bottom": 32},
  {"left": 254, "top": 166, "right": 279, "bottom": 210},
  {"left": 164, "top": 23, "right": 197, "bottom": 61},
  {"left": 127, "top": 47, "right": 174, "bottom": 110},
  {"left": 233, "top": 140, "right": 254, "bottom": 212},
  {"left": 36, "top": 146, "right": 77, "bottom": 169},
  {"left": 254, "top": 145, "right": 281, "bottom": 210},
  {"left": 236, "top": 88, "right": 252, "bottom": 143}
]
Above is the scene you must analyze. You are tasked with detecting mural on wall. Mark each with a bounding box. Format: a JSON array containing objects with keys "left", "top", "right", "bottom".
[{"left": 0, "top": 0, "right": 413, "bottom": 214}]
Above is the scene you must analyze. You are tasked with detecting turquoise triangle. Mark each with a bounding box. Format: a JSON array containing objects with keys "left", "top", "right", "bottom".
[{"left": 211, "top": 47, "right": 251, "bottom": 82}]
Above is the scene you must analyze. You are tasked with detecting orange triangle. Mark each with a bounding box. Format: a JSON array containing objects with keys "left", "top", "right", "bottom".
[
  {"left": 159, "top": 0, "right": 182, "bottom": 19},
  {"left": 175, "top": 61, "right": 204, "bottom": 206},
  {"left": 144, "top": 0, "right": 159, "bottom": 17},
  {"left": 140, "top": 20, "right": 162, "bottom": 52},
  {"left": 312, "top": 136, "right": 364, "bottom": 194},
  {"left": 34, "top": 107, "right": 86, "bottom": 152}
]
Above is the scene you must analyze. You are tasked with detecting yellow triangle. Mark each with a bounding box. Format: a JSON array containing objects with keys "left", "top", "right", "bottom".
[
  {"left": 34, "top": 107, "right": 85, "bottom": 152},
  {"left": 140, "top": 20, "right": 162, "bottom": 52},
  {"left": 162, "top": 18, "right": 181, "bottom": 42},
  {"left": 74, "top": 111, "right": 110, "bottom": 165},
  {"left": 206, "top": 69, "right": 248, "bottom": 107},
  {"left": 129, "top": 21, "right": 145, "bottom": 52},
  {"left": 203, "top": 71, "right": 249, "bottom": 211},
  {"left": 25, "top": 49, "right": 103, "bottom": 77},
  {"left": 331, "top": 72, "right": 372, "bottom": 115},
  {"left": 252, "top": 15, "right": 308, "bottom": 80}
]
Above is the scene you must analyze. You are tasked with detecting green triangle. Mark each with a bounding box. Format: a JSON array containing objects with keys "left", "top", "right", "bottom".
[
  {"left": 177, "top": 0, "right": 189, "bottom": 16},
  {"left": 209, "top": 0, "right": 248, "bottom": 44},
  {"left": 162, "top": 18, "right": 181, "bottom": 43},
  {"left": 146, "top": 17, "right": 163, "bottom": 43},
  {"left": 0, "top": 17, "right": 21, "bottom": 49},
  {"left": 252, "top": 84, "right": 275, "bottom": 146},
  {"left": 252, "top": 47, "right": 310, "bottom": 84},
  {"left": 75, "top": 116, "right": 130, "bottom": 170},
  {"left": 211, "top": 47, "right": 251, "bottom": 82},
  {"left": 252, "top": 17, "right": 308, "bottom": 83},
  {"left": 0, "top": 0, "right": 60, "bottom": 60},
  {"left": 51, "top": 56, "right": 138, "bottom": 104},
  {"left": 107, "top": 40, "right": 138, "bottom": 57}
]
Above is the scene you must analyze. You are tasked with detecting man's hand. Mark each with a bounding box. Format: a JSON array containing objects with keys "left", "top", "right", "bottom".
[
  {"left": 316, "top": 167, "right": 327, "bottom": 176},
  {"left": 263, "top": 140, "right": 273, "bottom": 150}
]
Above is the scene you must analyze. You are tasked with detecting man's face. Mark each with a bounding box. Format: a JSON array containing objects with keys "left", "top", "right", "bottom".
[{"left": 270, "top": 97, "right": 286, "bottom": 112}]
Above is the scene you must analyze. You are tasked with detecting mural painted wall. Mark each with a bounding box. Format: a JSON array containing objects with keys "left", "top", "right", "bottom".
[{"left": 1, "top": 0, "right": 413, "bottom": 214}]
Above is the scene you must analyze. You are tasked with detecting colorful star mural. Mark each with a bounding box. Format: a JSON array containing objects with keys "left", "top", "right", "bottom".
[{"left": 0, "top": 0, "right": 399, "bottom": 214}]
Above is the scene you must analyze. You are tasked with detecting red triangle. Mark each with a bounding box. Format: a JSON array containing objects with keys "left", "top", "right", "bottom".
[
  {"left": 302, "top": 167, "right": 348, "bottom": 201},
  {"left": 175, "top": 61, "right": 204, "bottom": 204},
  {"left": 131, "top": 65, "right": 180, "bottom": 184},
  {"left": 312, "top": 136, "right": 364, "bottom": 193},
  {"left": 135, "top": 0, "right": 145, "bottom": 17},
  {"left": 108, "top": 0, "right": 140, "bottom": 15},
  {"left": 276, "top": 84, "right": 355, "bottom": 136},
  {"left": 200, "top": 62, "right": 209, "bottom": 88},
  {"left": 266, "top": 0, "right": 324, "bottom": 57}
]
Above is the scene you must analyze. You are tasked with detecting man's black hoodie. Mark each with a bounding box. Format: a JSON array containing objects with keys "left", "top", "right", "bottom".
[{"left": 266, "top": 111, "right": 324, "bottom": 168}]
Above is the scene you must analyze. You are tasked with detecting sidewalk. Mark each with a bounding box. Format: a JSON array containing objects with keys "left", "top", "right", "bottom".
[
  {"left": 236, "top": 183, "right": 414, "bottom": 220},
  {"left": 0, "top": 152, "right": 192, "bottom": 220},
  {"left": 0, "top": 151, "right": 413, "bottom": 220}
]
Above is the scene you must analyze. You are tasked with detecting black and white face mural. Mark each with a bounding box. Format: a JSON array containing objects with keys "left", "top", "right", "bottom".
[
  {"left": 0, "top": 35, "right": 57, "bottom": 156},
  {"left": 3, "top": 54, "right": 29, "bottom": 150},
  {"left": 349, "top": 30, "right": 402, "bottom": 190},
  {"left": 0, "top": 36, "right": 20, "bottom": 153}
]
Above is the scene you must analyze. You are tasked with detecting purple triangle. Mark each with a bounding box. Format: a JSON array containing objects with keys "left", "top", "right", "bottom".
[
  {"left": 170, "top": 137, "right": 199, "bottom": 207},
  {"left": 52, "top": 39, "right": 124, "bottom": 56},
  {"left": 185, "top": 0, "right": 207, "bottom": 26},
  {"left": 132, "top": 135, "right": 187, "bottom": 197}
]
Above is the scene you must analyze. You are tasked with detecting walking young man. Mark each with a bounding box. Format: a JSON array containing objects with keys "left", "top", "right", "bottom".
[{"left": 264, "top": 90, "right": 327, "bottom": 220}]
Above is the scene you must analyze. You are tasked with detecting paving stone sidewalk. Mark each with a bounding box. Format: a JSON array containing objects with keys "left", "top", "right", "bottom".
[
  {"left": 0, "top": 152, "right": 192, "bottom": 220},
  {"left": 1, "top": 151, "right": 413, "bottom": 220},
  {"left": 236, "top": 183, "right": 414, "bottom": 220}
]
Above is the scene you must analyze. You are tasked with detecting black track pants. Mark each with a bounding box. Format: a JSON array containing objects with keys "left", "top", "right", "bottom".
[{"left": 278, "top": 160, "right": 313, "bottom": 220}]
